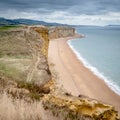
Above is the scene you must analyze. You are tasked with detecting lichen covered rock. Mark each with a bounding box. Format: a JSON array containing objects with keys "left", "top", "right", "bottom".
[{"left": 42, "top": 95, "right": 119, "bottom": 120}]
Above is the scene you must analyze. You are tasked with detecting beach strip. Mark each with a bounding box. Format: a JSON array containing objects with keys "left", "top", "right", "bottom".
[{"left": 48, "top": 35, "right": 120, "bottom": 113}]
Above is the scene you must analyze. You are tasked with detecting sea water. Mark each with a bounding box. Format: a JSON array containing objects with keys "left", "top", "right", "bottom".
[{"left": 68, "top": 26, "right": 120, "bottom": 95}]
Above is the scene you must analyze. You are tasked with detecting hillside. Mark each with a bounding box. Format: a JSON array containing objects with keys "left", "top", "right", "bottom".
[
  {"left": 0, "top": 18, "right": 20, "bottom": 26},
  {"left": 0, "top": 18, "right": 68, "bottom": 26}
]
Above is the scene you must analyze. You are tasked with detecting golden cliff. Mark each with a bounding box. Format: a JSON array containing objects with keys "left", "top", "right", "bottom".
[{"left": 34, "top": 26, "right": 49, "bottom": 57}]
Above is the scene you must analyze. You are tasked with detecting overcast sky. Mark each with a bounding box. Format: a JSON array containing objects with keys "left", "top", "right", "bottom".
[{"left": 0, "top": 0, "right": 120, "bottom": 25}]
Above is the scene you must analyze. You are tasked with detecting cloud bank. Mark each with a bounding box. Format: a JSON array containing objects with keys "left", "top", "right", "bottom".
[{"left": 0, "top": 0, "right": 120, "bottom": 25}]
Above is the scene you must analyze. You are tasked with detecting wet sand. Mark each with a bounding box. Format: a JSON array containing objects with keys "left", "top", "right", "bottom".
[{"left": 48, "top": 35, "right": 120, "bottom": 113}]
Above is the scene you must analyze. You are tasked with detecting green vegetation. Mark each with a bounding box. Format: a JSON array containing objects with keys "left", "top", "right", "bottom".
[
  {"left": 0, "top": 62, "right": 45, "bottom": 101},
  {"left": 13, "top": 80, "right": 47, "bottom": 100},
  {"left": 0, "top": 53, "right": 31, "bottom": 59},
  {"left": 0, "top": 62, "right": 24, "bottom": 81},
  {"left": 17, "top": 80, "right": 50, "bottom": 96},
  {"left": 0, "top": 25, "right": 20, "bottom": 30},
  {"left": 17, "top": 81, "right": 42, "bottom": 93},
  {"left": 28, "top": 92, "right": 42, "bottom": 101}
]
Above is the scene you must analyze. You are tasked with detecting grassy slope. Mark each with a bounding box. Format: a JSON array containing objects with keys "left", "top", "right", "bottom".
[
  {"left": 0, "top": 25, "right": 20, "bottom": 30},
  {"left": 0, "top": 27, "right": 26, "bottom": 81},
  {"left": 0, "top": 62, "right": 23, "bottom": 81},
  {"left": 0, "top": 27, "right": 49, "bottom": 120},
  {"left": 0, "top": 93, "right": 42, "bottom": 120}
]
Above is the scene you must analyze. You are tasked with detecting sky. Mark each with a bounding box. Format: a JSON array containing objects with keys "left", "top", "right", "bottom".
[{"left": 0, "top": 0, "right": 120, "bottom": 25}]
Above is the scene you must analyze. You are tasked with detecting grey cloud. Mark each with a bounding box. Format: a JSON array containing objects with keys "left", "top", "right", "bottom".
[
  {"left": 68, "top": 0, "right": 120, "bottom": 15},
  {"left": 0, "top": 0, "right": 120, "bottom": 15}
]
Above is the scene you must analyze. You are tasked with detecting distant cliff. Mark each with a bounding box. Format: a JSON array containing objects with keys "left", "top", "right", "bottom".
[{"left": 49, "top": 26, "right": 75, "bottom": 39}]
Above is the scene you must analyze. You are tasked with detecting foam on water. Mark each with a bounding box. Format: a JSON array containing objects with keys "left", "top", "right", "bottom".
[{"left": 68, "top": 40, "right": 120, "bottom": 95}]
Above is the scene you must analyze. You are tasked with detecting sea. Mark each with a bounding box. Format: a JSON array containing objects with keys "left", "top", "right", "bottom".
[{"left": 68, "top": 25, "right": 120, "bottom": 95}]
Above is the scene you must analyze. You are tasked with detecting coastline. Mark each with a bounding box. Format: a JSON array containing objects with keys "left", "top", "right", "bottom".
[
  {"left": 68, "top": 39, "right": 120, "bottom": 96},
  {"left": 48, "top": 35, "right": 120, "bottom": 113}
]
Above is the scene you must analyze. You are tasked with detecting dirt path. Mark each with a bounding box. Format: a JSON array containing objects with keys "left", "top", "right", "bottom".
[
  {"left": 25, "top": 27, "right": 41, "bottom": 82},
  {"left": 48, "top": 37, "right": 120, "bottom": 113}
]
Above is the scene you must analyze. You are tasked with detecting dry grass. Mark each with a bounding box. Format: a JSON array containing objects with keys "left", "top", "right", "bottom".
[
  {"left": 0, "top": 62, "right": 25, "bottom": 82},
  {"left": 0, "top": 93, "right": 42, "bottom": 120},
  {"left": 0, "top": 27, "right": 50, "bottom": 120},
  {"left": 0, "top": 28, "right": 31, "bottom": 58}
]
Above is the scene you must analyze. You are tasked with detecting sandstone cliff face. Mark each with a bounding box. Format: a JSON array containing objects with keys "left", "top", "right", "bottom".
[
  {"left": 33, "top": 26, "right": 49, "bottom": 57},
  {"left": 49, "top": 26, "right": 75, "bottom": 39},
  {"left": 25, "top": 26, "right": 51, "bottom": 85},
  {"left": 42, "top": 95, "right": 119, "bottom": 120}
]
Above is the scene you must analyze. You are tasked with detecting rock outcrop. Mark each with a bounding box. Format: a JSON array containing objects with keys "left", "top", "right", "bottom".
[{"left": 43, "top": 95, "right": 119, "bottom": 120}]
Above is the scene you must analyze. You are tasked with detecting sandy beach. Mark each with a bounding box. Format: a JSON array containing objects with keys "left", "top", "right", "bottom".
[{"left": 48, "top": 35, "right": 120, "bottom": 113}]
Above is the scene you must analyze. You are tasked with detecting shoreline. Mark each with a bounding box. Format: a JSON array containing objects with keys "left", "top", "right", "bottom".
[
  {"left": 48, "top": 35, "right": 120, "bottom": 113},
  {"left": 67, "top": 38, "right": 120, "bottom": 96}
]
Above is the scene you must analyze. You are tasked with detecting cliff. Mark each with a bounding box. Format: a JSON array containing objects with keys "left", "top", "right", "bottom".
[
  {"left": 0, "top": 26, "right": 51, "bottom": 89},
  {"left": 25, "top": 26, "right": 51, "bottom": 85},
  {"left": 0, "top": 26, "right": 119, "bottom": 120},
  {"left": 43, "top": 95, "right": 119, "bottom": 120},
  {"left": 33, "top": 26, "right": 49, "bottom": 57},
  {"left": 49, "top": 26, "right": 75, "bottom": 39}
]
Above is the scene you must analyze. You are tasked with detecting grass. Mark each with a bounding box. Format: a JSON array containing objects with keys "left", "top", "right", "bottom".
[
  {"left": 0, "top": 93, "right": 42, "bottom": 120},
  {"left": 0, "top": 63, "right": 44, "bottom": 101},
  {"left": 0, "top": 62, "right": 25, "bottom": 81},
  {"left": 17, "top": 81, "right": 50, "bottom": 100},
  {"left": 0, "top": 25, "right": 20, "bottom": 30},
  {"left": 0, "top": 27, "right": 31, "bottom": 58},
  {"left": 17, "top": 81, "right": 41, "bottom": 93},
  {"left": 0, "top": 53, "right": 31, "bottom": 59},
  {"left": 0, "top": 62, "right": 50, "bottom": 100}
]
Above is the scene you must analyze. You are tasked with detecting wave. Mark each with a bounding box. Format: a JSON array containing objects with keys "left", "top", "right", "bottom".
[{"left": 68, "top": 40, "right": 120, "bottom": 96}]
